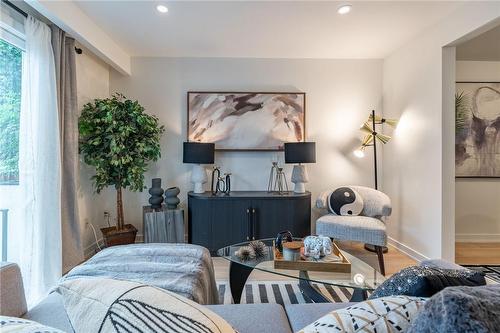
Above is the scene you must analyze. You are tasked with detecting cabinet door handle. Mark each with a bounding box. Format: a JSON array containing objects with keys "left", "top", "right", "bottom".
[
  {"left": 246, "top": 208, "right": 251, "bottom": 241},
  {"left": 252, "top": 208, "right": 256, "bottom": 240}
]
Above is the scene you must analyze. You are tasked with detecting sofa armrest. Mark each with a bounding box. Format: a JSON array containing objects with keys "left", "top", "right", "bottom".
[
  {"left": 0, "top": 262, "right": 27, "bottom": 317},
  {"left": 419, "top": 259, "right": 466, "bottom": 271},
  {"left": 315, "top": 190, "right": 331, "bottom": 209}
]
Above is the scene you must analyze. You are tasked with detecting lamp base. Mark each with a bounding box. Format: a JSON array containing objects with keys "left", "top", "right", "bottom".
[
  {"left": 293, "top": 182, "right": 306, "bottom": 193},
  {"left": 291, "top": 164, "right": 308, "bottom": 193},
  {"left": 191, "top": 164, "right": 207, "bottom": 193}
]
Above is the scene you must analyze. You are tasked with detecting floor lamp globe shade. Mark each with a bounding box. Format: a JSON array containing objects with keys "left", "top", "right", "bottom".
[
  {"left": 284, "top": 142, "right": 316, "bottom": 193},
  {"left": 183, "top": 142, "right": 215, "bottom": 193}
]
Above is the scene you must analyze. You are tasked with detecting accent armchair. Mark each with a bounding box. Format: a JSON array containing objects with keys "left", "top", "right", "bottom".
[{"left": 315, "top": 186, "right": 392, "bottom": 275}]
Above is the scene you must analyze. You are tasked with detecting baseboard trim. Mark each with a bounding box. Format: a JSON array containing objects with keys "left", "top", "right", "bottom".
[
  {"left": 84, "top": 233, "right": 144, "bottom": 259},
  {"left": 84, "top": 239, "right": 104, "bottom": 259},
  {"left": 455, "top": 234, "right": 500, "bottom": 243},
  {"left": 388, "top": 237, "right": 429, "bottom": 262}
]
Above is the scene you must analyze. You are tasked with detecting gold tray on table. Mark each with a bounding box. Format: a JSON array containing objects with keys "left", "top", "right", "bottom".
[{"left": 273, "top": 241, "right": 351, "bottom": 273}]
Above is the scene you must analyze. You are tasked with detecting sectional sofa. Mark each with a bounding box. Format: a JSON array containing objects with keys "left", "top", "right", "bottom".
[{"left": 0, "top": 258, "right": 467, "bottom": 332}]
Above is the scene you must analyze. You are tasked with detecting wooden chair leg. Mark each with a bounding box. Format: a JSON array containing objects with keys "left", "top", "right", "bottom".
[{"left": 374, "top": 245, "right": 386, "bottom": 276}]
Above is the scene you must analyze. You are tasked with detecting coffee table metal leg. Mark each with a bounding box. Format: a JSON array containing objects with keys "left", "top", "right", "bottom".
[
  {"left": 229, "top": 261, "right": 254, "bottom": 304},
  {"left": 298, "top": 271, "right": 331, "bottom": 303},
  {"left": 350, "top": 288, "right": 368, "bottom": 302}
]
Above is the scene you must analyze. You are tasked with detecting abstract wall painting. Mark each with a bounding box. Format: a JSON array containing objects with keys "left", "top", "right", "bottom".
[
  {"left": 187, "top": 92, "right": 305, "bottom": 151},
  {"left": 455, "top": 82, "right": 500, "bottom": 178}
]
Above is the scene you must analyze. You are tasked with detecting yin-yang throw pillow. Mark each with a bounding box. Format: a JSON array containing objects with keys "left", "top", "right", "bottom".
[{"left": 328, "top": 187, "right": 364, "bottom": 216}]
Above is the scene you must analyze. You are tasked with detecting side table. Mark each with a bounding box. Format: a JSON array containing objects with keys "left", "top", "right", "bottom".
[{"left": 143, "top": 206, "right": 185, "bottom": 243}]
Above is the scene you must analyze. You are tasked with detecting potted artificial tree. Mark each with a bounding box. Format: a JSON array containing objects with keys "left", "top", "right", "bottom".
[{"left": 79, "top": 93, "right": 164, "bottom": 247}]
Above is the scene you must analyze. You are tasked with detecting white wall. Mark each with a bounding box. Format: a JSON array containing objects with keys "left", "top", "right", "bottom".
[
  {"left": 382, "top": 3, "right": 500, "bottom": 261},
  {"left": 455, "top": 61, "right": 500, "bottom": 242},
  {"left": 75, "top": 45, "right": 114, "bottom": 255},
  {"left": 108, "top": 57, "right": 383, "bottom": 236}
]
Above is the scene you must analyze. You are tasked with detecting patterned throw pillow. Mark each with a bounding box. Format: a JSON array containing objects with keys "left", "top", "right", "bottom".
[
  {"left": 328, "top": 187, "right": 364, "bottom": 216},
  {"left": 369, "top": 265, "right": 486, "bottom": 299},
  {"left": 0, "top": 316, "right": 65, "bottom": 333},
  {"left": 57, "top": 278, "right": 236, "bottom": 333},
  {"left": 299, "top": 295, "right": 426, "bottom": 333}
]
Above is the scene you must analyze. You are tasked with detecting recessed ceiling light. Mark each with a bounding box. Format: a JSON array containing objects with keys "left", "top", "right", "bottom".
[
  {"left": 156, "top": 4, "right": 168, "bottom": 13},
  {"left": 337, "top": 4, "right": 352, "bottom": 15}
]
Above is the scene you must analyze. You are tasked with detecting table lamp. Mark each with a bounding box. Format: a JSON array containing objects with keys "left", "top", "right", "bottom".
[
  {"left": 284, "top": 142, "right": 316, "bottom": 193},
  {"left": 183, "top": 142, "right": 215, "bottom": 193}
]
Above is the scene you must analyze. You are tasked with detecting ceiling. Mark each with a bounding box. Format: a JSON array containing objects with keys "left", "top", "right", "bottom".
[
  {"left": 75, "top": 1, "right": 464, "bottom": 59},
  {"left": 456, "top": 24, "right": 500, "bottom": 61}
]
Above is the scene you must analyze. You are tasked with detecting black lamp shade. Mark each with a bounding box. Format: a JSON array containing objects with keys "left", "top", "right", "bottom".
[
  {"left": 284, "top": 142, "right": 316, "bottom": 164},
  {"left": 183, "top": 142, "right": 215, "bottom": 164}
]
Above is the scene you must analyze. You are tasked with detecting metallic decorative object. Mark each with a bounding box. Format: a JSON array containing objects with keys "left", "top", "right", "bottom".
[
  {"left": 275, "top": 167, "right": 288, "bottom": 194},
  {"left": 267, "top": 162, "right": 288, "bottom": 194},
  {"left": 249, "top": 240, "right": 267, "bottom": 258},
  {"left": 222, "top": 173, "right": 231, "bottom": 194},
  {"left": 164, "top": 187, "right": 180, "bottom": 209},
  {"left": 211, "top": 166, "right": 221, "bottom": 195},
  {"left": 148, "top": 178, "right": 164, "bottom": 210},
  {"left": 267, "top": 162, "right": 279, "bottom": 192},
  {"left": 235, "top": 245, "right": 256, "bottom": 261},
  {"left": 275, "top": 230, "right": 293, "bottom": 254},
  {"left": 211, "top": 167, "right": 231, "bottom": 195}
]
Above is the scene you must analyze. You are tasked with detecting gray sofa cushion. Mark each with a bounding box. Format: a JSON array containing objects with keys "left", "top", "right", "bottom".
[
  {"left": 206, "top": 304, "right": 292, "bottom": 333},
  {"left": 407, "top": 284, "right": 500, "bottom": 333},
  {"left": 285, "top": 302, "right": 354, "bottom": 332},
  {"left": 24, "top": 293, "right": 73, "bottom": 332},
  {"left": 25, "top": 293, "right": 294, "bottom": 333}
]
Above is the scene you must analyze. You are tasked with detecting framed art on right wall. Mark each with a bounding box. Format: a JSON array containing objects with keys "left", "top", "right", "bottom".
[{"left": 455, "top": 82, "right": 500, "bottom": 178}]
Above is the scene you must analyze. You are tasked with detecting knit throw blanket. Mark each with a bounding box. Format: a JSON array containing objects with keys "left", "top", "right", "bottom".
[{"left": 61, "top": 243, "right": 218, "bottom": 305}]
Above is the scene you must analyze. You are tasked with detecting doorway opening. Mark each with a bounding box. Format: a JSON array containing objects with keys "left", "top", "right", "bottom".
[{"left": 453, "top": 24, "right": 500, "bottom": 265}]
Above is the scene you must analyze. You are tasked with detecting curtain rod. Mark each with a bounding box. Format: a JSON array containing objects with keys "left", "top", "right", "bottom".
[
  {"left": 3, "top": 0, "right": 26, "bottom": 18},
  {"left": 2, "top": 0, "right": 83, "bottom": 54}
]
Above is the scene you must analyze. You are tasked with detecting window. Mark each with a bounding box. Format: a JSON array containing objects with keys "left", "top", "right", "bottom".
[
  {"left": 0, "top": 38, "right": 22, "bottom": 185},
  {"left": 1, "top": 1, "right": 26, "bottom": 263}
]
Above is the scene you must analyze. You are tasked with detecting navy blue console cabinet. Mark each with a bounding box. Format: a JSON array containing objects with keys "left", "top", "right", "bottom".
[{"left": 188, "top": 191, "right": 311, "bottom": 253}]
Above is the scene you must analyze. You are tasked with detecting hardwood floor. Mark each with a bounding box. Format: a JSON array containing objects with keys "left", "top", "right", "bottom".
[
  {"left": 213, "top": 241, "right": 417, "bottom": 281},
  {"left": 456, "top": 242, "right": 500, "bottom": 265}
]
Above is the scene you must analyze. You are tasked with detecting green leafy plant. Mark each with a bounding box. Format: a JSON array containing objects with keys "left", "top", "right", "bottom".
[
  {"left": 79, "top": 93, "right": 165, "bottom": 230},
  {"left": 455, "top": 91, "right": 468, "bottom": 132},
  {"left": 0, "top": 39, "right": 22, "bottom": 185}
]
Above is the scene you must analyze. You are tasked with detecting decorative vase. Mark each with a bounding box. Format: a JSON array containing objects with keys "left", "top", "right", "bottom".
[
  {"left": 148, "top": 178, "right": 164, "bottom": 209},
  {"left": 275, "top": 230, "right": 293, "bottom": 253},
  {"left": 164, "top": 186, "right": 180, "bottom": 209}
]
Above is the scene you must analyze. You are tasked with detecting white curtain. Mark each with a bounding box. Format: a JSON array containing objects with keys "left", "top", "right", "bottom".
[{"left": 19, "top": 15, "right": 61, "bottom": 307}]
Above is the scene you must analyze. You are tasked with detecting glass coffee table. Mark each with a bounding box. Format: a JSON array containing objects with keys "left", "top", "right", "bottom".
[{"left": 217, "top": 238, "right": 386, "bottom": 303}]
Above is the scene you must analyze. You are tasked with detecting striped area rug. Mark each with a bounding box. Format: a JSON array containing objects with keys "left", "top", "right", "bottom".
[
  {"left": 217, "top": 281, "right": 358, "bottom": 305},
  {"left": 463, "top": 265, "right": 500, "bottom": 284}
]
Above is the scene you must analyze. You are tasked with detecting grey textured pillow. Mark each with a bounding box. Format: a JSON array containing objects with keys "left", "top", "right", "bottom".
[
  {"left": 369, "top": 265, "right": 486, "bottom": 299},
  {"left": 407, "top": 284, "right": 500, "bottom": 333}
]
